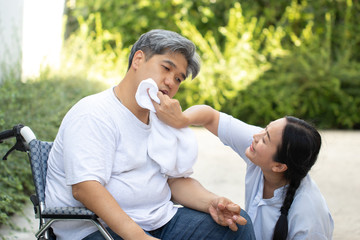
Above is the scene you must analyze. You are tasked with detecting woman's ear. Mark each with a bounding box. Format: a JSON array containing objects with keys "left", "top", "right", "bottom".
[
  {"left": 272, "top": 163, "right": 288, "bottom": 173},
  {"left": 131, "top": 50, "right": 145, "bottom": 70}
]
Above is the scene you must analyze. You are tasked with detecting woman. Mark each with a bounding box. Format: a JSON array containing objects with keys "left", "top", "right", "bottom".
[{"left": 154, "top": 102, "right": 334, "bottom": 240}]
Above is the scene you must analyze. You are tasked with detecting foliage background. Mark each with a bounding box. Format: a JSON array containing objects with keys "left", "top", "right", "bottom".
[
  {"left": 1, "top": 0, "right": 360, "bottom": 229},
  {"left": 64, "top": 0, "right": 360, "bottom": 128}
]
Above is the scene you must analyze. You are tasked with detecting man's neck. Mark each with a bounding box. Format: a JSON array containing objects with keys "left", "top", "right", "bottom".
[{"left": 116, "top": 81, "right": 150, "bottom": 124}]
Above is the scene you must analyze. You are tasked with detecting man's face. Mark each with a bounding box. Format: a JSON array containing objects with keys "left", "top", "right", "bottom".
[{"left": 135, "top": 51, "right": 188, "bottom": 98}]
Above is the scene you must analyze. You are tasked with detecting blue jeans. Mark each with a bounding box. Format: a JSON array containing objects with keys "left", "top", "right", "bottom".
[{"left": 82, "top": 207, "right": 255, "bottom": 240}]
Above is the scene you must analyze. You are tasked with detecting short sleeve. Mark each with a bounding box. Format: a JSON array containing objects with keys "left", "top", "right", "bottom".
[
  {"left": 63, "top": 113, "right": 116, "bottom": 186},
  {"left": 218, "top": 112, "right": 262, "bottom": 164}
]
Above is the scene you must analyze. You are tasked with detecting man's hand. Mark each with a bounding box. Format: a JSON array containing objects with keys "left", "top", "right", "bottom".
[
  {"left": 151, "top": 91, "right": 188, "bottom": 128},
  {"left": 209, "top": 197, "right": 247, "bottom": 231}
]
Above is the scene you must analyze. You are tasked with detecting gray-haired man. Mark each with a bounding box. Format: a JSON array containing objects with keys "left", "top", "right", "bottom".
[{"left": 45, "top": 29, "right": 255, "bottom": 240}]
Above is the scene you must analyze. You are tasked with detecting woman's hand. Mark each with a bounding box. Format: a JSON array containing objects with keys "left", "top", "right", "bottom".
[
  {"left": 209, "top": 197, "right": 247, "bottom": 231},
  {"left": 151, "top": 91, "right": 189, "bottom": 128}
]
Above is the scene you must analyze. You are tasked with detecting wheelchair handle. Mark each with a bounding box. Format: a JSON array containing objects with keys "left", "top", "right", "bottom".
[
  {"left": 0, "top": 129, "right": 15, "bottom": 142},
  {"left": 0, "top": 124, "right": 36, "bottom": 160},
  {"left": 20, "top": 126, "right": 36, "bottom": 145}
]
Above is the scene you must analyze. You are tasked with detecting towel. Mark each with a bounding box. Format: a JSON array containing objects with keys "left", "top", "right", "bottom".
[{"left": 135, "top": 78, "right": 198, "bottom": 177}]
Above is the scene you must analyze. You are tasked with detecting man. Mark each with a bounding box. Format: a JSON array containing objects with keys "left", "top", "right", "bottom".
[{"left": 45, "top": 29, "right": 255, "bottom": 240}]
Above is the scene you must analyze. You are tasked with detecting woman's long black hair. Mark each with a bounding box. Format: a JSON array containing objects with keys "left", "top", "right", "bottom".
[{"left": 272, "top": 116, "right": 321, "bottom": 240}]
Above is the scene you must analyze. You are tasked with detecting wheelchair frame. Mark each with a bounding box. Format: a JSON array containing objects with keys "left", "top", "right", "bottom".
[{"left": 0, "top": 124, "right": 114, "bottom": 240}]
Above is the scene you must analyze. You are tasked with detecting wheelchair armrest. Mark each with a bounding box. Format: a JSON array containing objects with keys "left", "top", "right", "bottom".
[{"left": 41, "top": 207, "right": 98, "bottom": 220}]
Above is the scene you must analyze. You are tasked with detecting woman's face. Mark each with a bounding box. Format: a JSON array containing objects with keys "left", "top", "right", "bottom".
[{"left": 245, "top": 118, "right": 287, "bottom": 172}]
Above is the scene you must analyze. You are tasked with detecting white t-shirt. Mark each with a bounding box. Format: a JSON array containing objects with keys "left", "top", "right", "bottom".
[
  {"left": 218, "top": 113, "right": 334, "bottom": 240},
  {"left": 45, "top": 87, "right": 179, "bottom": 240}
]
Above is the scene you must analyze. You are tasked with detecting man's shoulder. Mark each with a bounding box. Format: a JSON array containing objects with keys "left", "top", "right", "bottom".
[{"left": 61, "top": 88, "right": 116, "bottom": 125}]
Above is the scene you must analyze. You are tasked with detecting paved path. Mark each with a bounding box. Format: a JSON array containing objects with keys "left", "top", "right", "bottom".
[{"left": 0, "top": 128, "right": 359, "bottom": 239}]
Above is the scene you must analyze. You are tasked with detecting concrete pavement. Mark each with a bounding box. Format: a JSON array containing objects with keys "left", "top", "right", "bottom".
[{"left": 0, "top": 128, "right": 359, "bottom": 239}]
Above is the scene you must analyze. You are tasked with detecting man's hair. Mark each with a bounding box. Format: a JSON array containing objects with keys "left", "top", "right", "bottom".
[{"left": 128, "top": 29, "right": 200, "bottom": 79}]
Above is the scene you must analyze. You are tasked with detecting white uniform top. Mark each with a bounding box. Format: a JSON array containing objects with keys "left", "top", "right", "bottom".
[
  {"left": 45, "top": 87, "right": 179, "bottom": 240},
  {"left": 218, "top": 113, "right": 334, "bottom": 240}
]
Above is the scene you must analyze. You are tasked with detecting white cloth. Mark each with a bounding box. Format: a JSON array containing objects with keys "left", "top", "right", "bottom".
[
  {"left": 135, "top": 78, "right": 161, "bottom": 112},
  {"left": 45, "top": 87, "right": 179, "bottom": 240},
  {"left": 135, "top": 78, "right": 198, "bottom": 177},
  {"left": 218, "top": 112, "right": 334, "bottom": 240}
]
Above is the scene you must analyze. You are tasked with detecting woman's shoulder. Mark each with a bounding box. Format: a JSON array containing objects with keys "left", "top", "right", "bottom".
[{"left": 292, "top": 175, "right": 330, "bottom": 213}]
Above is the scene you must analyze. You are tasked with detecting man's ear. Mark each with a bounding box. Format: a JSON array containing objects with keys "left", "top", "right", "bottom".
[
  {"left": 131, "top": 50, "right": 145, "bottom": 70},
  {"left": 272, "top": 163, "right": 288, "bottom": 173}
]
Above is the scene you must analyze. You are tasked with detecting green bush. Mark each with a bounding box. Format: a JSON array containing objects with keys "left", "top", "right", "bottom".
[
  {"left": 225, "top": 52, "right": 360, "bottom": 128},
  {"left": 62, "top": 0, "right": 360, "bottom": 128},
  {"left": 65, "top": 0, "right": 237, "bottom": 47},
  {"left": 176, "top": 1, "right": 360, "bottom": 129},
  {"left": 175, "top": 3, "right": 287, "bottom": 110},
  {"left": 61, "top": 12, "right": 129, "bottom": 86},
  {"left": 0, "top": 77, "right": 106, "bottom": 227},
  {"left": 216, "top": 2, "right": 360, "bottom": 129}
]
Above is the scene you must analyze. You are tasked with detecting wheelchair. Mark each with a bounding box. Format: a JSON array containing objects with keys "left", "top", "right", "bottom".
[{"left": 0, "top": 124, "right": 114, "bottom": 240}]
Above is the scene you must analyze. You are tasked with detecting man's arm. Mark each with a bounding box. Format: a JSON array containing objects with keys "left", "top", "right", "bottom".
[
  {"left": 168, "top": 177, "right": 247, "bottom": 231},
  {"left": 72, "top": 181, "right": 158, "bottom": 240},
  {"left": 167, "top": 177, "right": 216, "bottom": 212}
]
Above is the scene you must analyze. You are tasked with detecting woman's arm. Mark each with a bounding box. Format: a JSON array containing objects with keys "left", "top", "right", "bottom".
[
  {"left": 183, "top": 105, "right": 220, "bottom": 136},
  {"left": 152, "top": 92, "right": 220, "bottom": 134}
]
